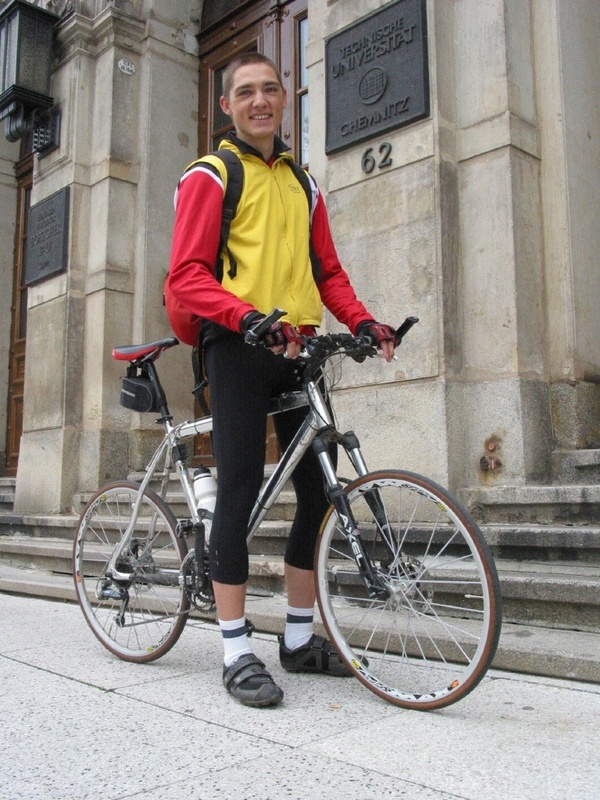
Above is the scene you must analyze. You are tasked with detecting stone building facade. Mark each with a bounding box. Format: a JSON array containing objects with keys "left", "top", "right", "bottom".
[{"left": 1, "top": 0, "right": 599, "bottom": 515}]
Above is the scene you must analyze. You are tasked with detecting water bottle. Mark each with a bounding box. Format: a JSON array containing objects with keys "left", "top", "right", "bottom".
[{"left": 192, "top": 466, "right": 217, "bottom": 543}]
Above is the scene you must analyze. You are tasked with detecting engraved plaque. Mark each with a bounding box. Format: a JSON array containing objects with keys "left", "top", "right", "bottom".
[
  {"left": 325, "top": 0, "right": 429, "bottom": 154},
  {"left": 24, "top": 186, "right": 70, "bottom": 286}
]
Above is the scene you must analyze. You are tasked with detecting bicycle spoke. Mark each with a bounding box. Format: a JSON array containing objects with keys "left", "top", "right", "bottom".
[
  {"left": 73, "top": 482, "right": 189, "bottom": 662},
  {"left": 316, "top": 470, "right": 502, "bottom": 710}
]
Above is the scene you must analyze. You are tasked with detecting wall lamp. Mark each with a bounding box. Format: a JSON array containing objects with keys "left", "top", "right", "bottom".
[{"left": 0, "top": 0, "right": 59, "bottom": 156}]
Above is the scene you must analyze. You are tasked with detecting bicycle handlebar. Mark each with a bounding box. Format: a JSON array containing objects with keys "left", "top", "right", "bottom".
[
  {"left": 294, "top": 315, "right": 419, "bottom": 377},
  {"left": 114, "top": 312, "right": 417, "bottom": 374},
  {"left": 244, "top": 308, "right": 418, "bottom": 360},
  {"left": 394, "top": 315, "right": 419, "bottom": 344}
]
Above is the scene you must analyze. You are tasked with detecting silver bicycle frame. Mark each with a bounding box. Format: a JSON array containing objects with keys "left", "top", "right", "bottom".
[
  {"left": 106, "top": 374, "right": 367, "bottom": 582},
  {"left": 246, "top": 380, "right": 331, "bottom": 539},
  {"left": 107, "top": 381, "right": 337, "bottom": 580},
  {"left": 106, "top": 415, "right": 211, "bottom": 581}
]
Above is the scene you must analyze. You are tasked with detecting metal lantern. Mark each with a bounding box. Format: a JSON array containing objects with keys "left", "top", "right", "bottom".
[{"left": 0, "top": 0, "right": 59, "bottom": 149}]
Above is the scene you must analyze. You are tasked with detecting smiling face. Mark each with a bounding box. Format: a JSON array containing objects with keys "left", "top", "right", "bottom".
[{"left": 219, "top": 61, "right": 287, "bottom": 160}]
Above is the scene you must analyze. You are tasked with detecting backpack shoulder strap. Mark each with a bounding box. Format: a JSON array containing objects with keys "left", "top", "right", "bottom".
[
  {"left": 212, "top": 149, "right": 244, "bottom": 282},
  {"left": 181, "top": 150, "right": 244, "bottom": 282},
  {"left": 187, "top": 151, "right": 318, "bottom": 284},
  {"left": 284, "top": 159, "right": 322, "bottom": 281},
  {"left": 285, "top": 160, "right": 314, "bottom": 215}
]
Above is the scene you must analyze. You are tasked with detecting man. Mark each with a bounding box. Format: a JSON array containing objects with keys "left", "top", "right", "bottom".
[{"left": 166, "top": 53, "right": 395, "bottom": 707}]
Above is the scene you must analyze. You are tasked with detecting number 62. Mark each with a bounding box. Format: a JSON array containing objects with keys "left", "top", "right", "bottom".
[{"left": 361, "top": 142, "right": 393, "bottom": 174}]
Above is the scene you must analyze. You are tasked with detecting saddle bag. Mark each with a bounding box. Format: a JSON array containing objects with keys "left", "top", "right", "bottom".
[{"left": 120, "top": 368, "right": 161, "bottom": 413}]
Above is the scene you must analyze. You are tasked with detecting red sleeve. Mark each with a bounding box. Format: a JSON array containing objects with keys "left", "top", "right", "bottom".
[
  {"left": 310, "top": 193, "right": 374, "bottom": 334},
  {"left": 167, "top": 169, "right": 255, "bottom": 332}
]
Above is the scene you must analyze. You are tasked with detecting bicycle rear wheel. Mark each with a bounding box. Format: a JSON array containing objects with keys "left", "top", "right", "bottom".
[
  {"left": 315, "top": 470, "right": 502, "bottom": 710},
  {"left": 73, "top": 481, "right": 189, "bottom": 662}
]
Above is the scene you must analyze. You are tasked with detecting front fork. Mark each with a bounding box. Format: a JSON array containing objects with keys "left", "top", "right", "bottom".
[{"left": 313, "top": 431, "right": 389, "bottom": 600}]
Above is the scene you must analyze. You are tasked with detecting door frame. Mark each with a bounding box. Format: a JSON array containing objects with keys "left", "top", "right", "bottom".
[{"left": 4, "top": 153, "right": 33, "bottom": 476}]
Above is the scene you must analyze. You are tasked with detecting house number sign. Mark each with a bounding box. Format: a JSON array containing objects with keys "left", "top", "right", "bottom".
[{"left": 361, "top": 142, "right": 393, "bottom": 173}]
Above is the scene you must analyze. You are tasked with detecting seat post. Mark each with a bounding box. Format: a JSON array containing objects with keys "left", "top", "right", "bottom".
[{"left": 144, "top": 360, "right": 171, "bottom": 422}]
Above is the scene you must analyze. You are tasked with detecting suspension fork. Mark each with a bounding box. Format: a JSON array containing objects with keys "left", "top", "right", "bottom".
[
  {"left": 345, "top": 433, "right": 396, "bottom": 549},
  {"left": 303, "top": 378, "right": 387, "bottom": 597},
  {"left": 312, "top": 434, "right": 388, "bottom": 600},
  {"left": 338, "top": 431, "right": 398, "bottom": 564}
]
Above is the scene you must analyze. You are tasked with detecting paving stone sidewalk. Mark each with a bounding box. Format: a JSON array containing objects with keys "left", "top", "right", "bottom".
[{"left": 0, "top": 592, "right": 598, "bottom": 800}]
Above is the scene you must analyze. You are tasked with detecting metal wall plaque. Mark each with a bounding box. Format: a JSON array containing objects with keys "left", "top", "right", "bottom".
[
  {"left": 325, "top": 0, "right": 429, "bottom": 154},
  {"left": 24, "top": 186, "right": 70, "bottom": 286}
]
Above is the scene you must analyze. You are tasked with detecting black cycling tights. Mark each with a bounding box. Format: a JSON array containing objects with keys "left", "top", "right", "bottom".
[{"left": 204, "top": 333, "right": 334, "bottom": 585}]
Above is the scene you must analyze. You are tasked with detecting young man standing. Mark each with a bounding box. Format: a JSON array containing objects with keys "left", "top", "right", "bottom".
[{"left": 166, "top": 53, "right": 396, "bottom": 707}]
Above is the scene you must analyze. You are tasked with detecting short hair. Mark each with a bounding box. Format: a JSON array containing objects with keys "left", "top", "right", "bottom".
[{"left": 222, "top": 52, "right": 283, "bottom": 98}]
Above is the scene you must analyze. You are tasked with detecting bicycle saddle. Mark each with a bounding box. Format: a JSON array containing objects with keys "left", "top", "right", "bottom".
[{"left": 112, "top": 337, "right": 179, "bottom": 363}]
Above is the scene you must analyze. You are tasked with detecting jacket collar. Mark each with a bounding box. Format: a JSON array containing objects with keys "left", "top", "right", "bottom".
[{"left": 222, "top": 131, "right": 291, "bottom": 162}]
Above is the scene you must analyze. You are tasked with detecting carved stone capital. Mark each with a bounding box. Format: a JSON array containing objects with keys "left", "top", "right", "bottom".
[{"left": 46, "top": 2, "right": 141, "bottom": 21}]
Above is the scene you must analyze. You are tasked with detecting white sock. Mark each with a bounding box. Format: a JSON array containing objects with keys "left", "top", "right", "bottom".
[
  {"left": 219, "top": 616, "right": 253, "bottom": 668},
  {"left": 284, "top": 605, "right": 314, "bottom": 650}
]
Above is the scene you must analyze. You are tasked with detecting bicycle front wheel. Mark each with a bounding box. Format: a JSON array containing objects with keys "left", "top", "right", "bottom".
[
  {"left": 73, "top": 481, "right": 189, "bottom": 662},
  {"left": 315, "top": 470, "right": 502, "bottom": 710}
]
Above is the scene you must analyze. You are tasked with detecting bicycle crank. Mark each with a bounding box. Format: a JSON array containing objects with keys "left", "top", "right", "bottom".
[{"left": 180, "top": 550, "right": 214, "bottom": 610}]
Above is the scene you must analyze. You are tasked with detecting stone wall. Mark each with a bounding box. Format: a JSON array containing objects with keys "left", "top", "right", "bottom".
[
  {"left": 6, "top": 0, "right": 600, "bottom": 512},
  {"left": 308, "top": 0, "right": 600, "bottom": 489},
  {"left": 13, "top": 1, "right": 201, "bottom": 512}
]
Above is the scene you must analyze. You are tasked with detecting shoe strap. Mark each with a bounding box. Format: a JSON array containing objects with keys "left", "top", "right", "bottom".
[{"left": 223, "top": 654, "right": 271, "bottom": 689}]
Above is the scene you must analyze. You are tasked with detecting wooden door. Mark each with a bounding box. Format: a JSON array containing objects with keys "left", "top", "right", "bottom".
[
  {"left": 194, "top": 0, "right": 308, "bottom": 465},
  {"left": 4, "top": 156, "right": 33, "bottom": 475}
]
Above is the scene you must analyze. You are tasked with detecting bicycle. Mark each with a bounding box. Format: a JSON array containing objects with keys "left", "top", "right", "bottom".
[{"left": 73, "top": 310, "right": 502, "bottom": 711}]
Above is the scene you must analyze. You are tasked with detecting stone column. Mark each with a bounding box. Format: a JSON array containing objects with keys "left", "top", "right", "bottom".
[
  {"left": 313, "top": 0, "right": 553, "bottom": 491},
  {"left": 441, "top": 0, "right": 551, "bottom": 488},
  {"left": 312, "top": 0, "right": 450, "bottom": 488},
  {"left": 533, "top": 0, "right": 600, "bottom": 450},
  {"left": 14, "top": 1, "right": 200, "bottom": 513}
]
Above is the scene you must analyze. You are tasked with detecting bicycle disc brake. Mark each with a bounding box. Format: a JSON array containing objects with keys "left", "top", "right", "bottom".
[{"left": 381, "top": 554, "right": 434, "bottom": 613}]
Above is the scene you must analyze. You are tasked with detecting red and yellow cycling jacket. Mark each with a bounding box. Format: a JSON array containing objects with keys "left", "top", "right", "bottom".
[{"left": 166, "top": 135, "right": 373, "bottom": 344}]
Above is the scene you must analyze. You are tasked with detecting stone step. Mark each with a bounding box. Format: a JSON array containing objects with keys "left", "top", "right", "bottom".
[
  {"left": 0, "top": 534, "right": 285, "bottom": 597},
  {"left": 72, "top": 489, "right": 296, "bottom": 523},
  {"left": 461, "top": 484, "right": 600, "bottom": 525},
  {"left": 0, "top": 477, "right": 16, "bottom": 510},
  {"left": 73, "top": 465, "right": 600, "bottom": 526},
  {"left": 0, "top": 561, "right": 598, "bottom": 684},
  {"left": 552, "top": 449, "right": 600, "bottom": 484},
  {"left": 483, "top": 524, "right": 600, "bottom": 563},
  {"left": 2, "top": 510, "right": 600, "bottom": 565},
  {"left": 1, "top": 531, "right": 598, "bottom": 633},
  {"left": 73, "top": 471, "right": 297, "bottom": 521},
  {"left": 250, "top": 521, "right": 600, "bottom": 564},
  {"left": 0, "top": 513, "right": 79, "bottom": 539}
]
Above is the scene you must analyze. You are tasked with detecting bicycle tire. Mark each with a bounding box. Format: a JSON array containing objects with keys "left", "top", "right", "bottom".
[
  {"left": 73, "top": 481, "right": 189, "bottom": 662},
  {"left": 315, "top": 470, "right": 502, "bottom": 710}
]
